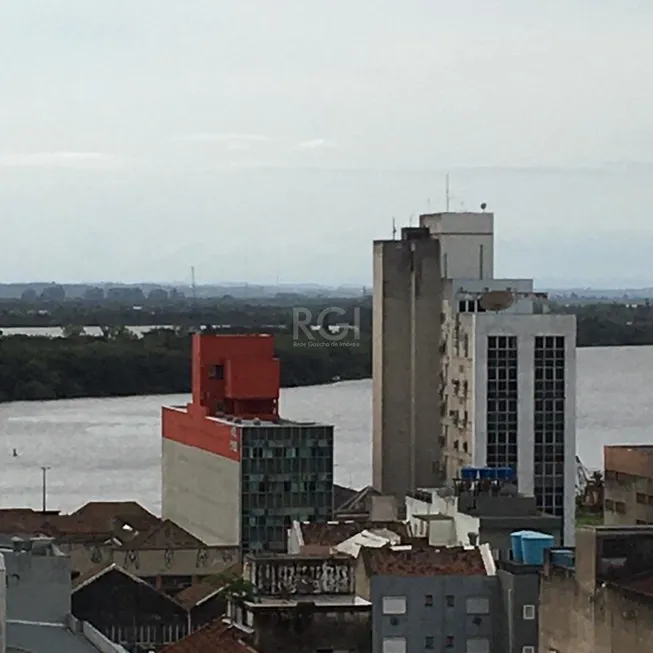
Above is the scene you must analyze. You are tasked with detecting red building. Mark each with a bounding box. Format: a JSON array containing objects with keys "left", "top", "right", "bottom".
[{"left": 162, "top": 333, "right": 334, "bottom": 553}]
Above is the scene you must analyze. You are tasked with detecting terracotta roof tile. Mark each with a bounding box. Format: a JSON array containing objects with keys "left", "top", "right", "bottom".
[
  {"left": 128, "top": 520, "right": 205, "bottom": 549},
  {"left": 161, "top": 619, "right": 257, "bottom": 653},
  {"left": 176, "top": 582, "right": 223, "bottom": 609},
  {"left": 363, "top": 545, "right": 487, "bottom": 577},
  {"left": 71, "top": 501, "right": 159, "bottom": 531},
  {"left": 301, "top": 520, "right": 409, "bottom": 546}
]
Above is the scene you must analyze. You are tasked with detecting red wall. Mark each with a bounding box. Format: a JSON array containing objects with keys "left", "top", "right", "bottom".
[{"left": 162, "top": 406, "right": 241, "bottom": 462}]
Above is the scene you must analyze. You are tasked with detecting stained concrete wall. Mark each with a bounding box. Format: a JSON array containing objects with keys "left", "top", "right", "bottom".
[
  {"left": 61, "top": 542, "right": 239, "bottom": 578},
  {"left": 162, "top": 439, "right": 240, "bottom": 546},
  {"left": 372, "top": 237, "right": 442, "bottom": 500},
  {"left": 539, "top": 567, "right": 653, "bottom": 653},
  {"left": 0, "top": 546, "right": 71, "bottom": 624}
]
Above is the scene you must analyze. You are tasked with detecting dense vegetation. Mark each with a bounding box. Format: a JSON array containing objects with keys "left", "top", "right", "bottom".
[
  {"left": 554, "top": 301, "right": 653, "bottom": 347},
  {"left": 0, "top": 329, "right": 370, "bottom": 403},
  {"left": 2, "top": 298, "right": 653, "bottom": 403}
]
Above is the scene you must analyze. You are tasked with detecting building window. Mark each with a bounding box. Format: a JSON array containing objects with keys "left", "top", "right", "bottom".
[
  {"left": 466, "top": 597, "right": 490, "bottom": 614},
  {"left": 637, "top": 493, "right": 647, "bottom": 504},
  {"left": 445, "top": 595, "right": 455, "bottom": 607},
  {"left": 382, "top": 596, "right": 407, "bottom": 615},
  {"left": 487, "top": 335, "right": 518, "bottom": 473},
  {"left": 522, "top": 604, "right": 536, "bottom": 620},
  {"left": 445, "top": 636, "right": 454, "bottom": 648},
  {"left": 604, "top": 499, "right": 614, "bottom": 511},
  {"left": 424, "top": 594, "right": 433, "bottom": 606},
  {"left": 382, "top": 637, "right": 406, "bottom": 653},
  {"left": 522, "top": 647, "right": 536, "bottom": 653},
  {"left": 466, "top": 639, "right": 490, "bottom": 653},
  {"left": 209, "top": 364, "right": 224, "bottom": 380},
  {"left": 615, "top": 501, "right": 626, "bottom": 514},
  {"left": 533, "top": 335, "right": 565, "bottom": 518},
  {"left": 425, "top": 635, "right": 434, "bottom": 649}
]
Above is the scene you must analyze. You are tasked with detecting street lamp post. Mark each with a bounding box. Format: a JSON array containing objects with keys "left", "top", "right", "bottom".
[{"left": 41, "top": 466, "right": 51, "bottom": 513}]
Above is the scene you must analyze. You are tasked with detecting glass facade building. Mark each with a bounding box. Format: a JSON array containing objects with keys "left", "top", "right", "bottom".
[{"left": 240, "top": 423, "right": 334, "bottom": 553}]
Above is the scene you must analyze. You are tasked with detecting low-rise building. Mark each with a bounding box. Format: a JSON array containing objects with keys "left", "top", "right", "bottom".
[
  {"left": 0, "top": 536, "right": 127, "bottom": 653},
  {"left": 356, "top": 543, "right": 499, "bottom": 653},
  {"left": 0, "top": 502, "right": 239, "bottom": 594},
  {"left": 72, "top": 564, "right": 192, "bottom": 650},
  {"left": 604, "top": 445, "right": 653, "bottom": 525},
  {"left": 406, "top": 476, "right": 561, "bottom": 559},
  {"left": 227, "top": 553, "right": 371, "bottom": 653},
  {"left": 540, "top": 525, "right": 653, "bottom": 653}
]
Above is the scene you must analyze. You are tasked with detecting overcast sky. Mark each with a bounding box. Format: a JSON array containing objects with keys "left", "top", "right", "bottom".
[{"left": 1, "top": 1, "right": 652, "bottom": 287}]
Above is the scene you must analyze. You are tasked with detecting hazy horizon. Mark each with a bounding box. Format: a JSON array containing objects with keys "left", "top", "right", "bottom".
[{"left": 2, "top": 2, "right": 653, "bottom": 286}]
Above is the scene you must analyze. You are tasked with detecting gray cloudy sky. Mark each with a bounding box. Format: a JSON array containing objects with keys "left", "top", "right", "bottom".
[{"left": 1, "top": 1, "right": 652, "bottom": 287}]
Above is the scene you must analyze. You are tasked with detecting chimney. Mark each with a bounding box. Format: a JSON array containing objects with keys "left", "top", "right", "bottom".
[
  {"left": 370, "top": 495, "right": 398, "bottom": 522},
  {"left": 0, "top": 552, "right": 6, "bottom": 653}
]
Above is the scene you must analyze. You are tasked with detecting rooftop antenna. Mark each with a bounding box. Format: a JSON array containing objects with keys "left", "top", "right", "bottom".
[
  {"left": 392, "top": 217, "right": 397, "bottom": 240},
  {"left": 41, "top": 466, "right": 51, "bottom": 513},
  {"left": 408, "top": 213, "right": 415, "bottom": 227},
  {"left": 445, "top": 173, "right": 451, "bottom": 211}
]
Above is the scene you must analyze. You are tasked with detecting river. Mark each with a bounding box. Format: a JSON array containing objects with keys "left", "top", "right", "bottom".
[{"left": 0, "top": 345, "right": 651, "bottom": 513}]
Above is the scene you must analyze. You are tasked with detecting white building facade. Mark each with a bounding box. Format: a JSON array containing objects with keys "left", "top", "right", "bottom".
[{"left": 420, "top": 212, "right": 577, "bottom": 545}]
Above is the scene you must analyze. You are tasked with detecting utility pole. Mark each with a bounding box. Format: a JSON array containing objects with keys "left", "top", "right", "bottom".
[{"left": 41, "top": 466, "right": 51, "bottom": 513}]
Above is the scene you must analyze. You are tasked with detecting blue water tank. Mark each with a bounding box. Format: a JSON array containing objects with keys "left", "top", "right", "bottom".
[
  {"left": 497, "top": 467, "right": 514, "bottom": 480},
  {"left": 510, "top": 530, "right": 529, "bottom": 562},
  {"left": 550, "top": 549, "right": 575, "bottom": 569},
  {"left": 461, "top": 467, "right": 477, "bottom": 481},
  {"left": 479, "top": 467, "right": 494, "bottom": 480},
  {"left": 521, "top": 531, "right": 555, "bottom": 565}
]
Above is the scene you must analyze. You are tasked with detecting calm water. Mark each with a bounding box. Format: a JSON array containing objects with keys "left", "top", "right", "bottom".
[{"left": 0, "top": 345, "right": 651, "bottom": 513}]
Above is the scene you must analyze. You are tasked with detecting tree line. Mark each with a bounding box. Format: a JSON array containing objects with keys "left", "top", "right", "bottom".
[
  {"left": 0, "top": 329, "right": 370, "bottom": 403},
  {"left": 2, "top": 301, "right": 653, "bottom": 403}
]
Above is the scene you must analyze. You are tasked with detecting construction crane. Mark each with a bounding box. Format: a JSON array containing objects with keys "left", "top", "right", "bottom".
[{"left": 576, "top": 455, "right": 604, "bottom": 511}]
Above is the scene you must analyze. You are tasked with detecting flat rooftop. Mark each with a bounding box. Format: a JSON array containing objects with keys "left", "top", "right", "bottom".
[
  {"left": 165, "top": 405, "right": 331, "bottom": 428},
  {"left": 245, "top": 594, "right": 371, "bottom": 608}
]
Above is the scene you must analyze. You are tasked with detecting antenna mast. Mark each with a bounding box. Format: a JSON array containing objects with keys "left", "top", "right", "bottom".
[
  {"left": 392, "top": 217, "right": 397, "bottom": 240},
  {"left": 445, "top": 173, "right": 451, "bottom": 211}
]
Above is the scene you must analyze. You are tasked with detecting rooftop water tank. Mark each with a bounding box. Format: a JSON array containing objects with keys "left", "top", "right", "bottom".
[
  {"left": 461, "top": 467, "right": 477, "bottom": 481},
  {"left": 479, "top": 467, "right": 495, "bottom": 480},
  {"left": 550, "top": 549, "right": 575, "bottom": 569},
  {"left": 521, "top": 531, "right": 555, "bottom": 565},
  {"left": 510, "top": 530, "right": 529, "bottom": 563},
  {"left": 496, "top": 467, "right": 514, "bottom": 481}
]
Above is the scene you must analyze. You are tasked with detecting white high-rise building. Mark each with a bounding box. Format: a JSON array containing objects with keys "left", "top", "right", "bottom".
[{"left": 420, "top": 211, "right": 577, "bottom": 545}]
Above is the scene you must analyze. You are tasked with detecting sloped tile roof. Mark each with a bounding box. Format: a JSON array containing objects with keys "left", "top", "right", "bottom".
[
  {"left": 127, "top": 519, "right": 205, "bottom": 549},
  {"left": 161, "top": 619, "right": 257, "bottom": 653},
  {"left": 300, "top": 520, "right": 409, "bottom": 546},
  {"left": 362, "top": 545, "right": 487, "bottom": 577}
]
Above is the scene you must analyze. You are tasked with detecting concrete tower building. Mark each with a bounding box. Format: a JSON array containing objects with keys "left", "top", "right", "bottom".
[
  {"left": 162, "top": 334, "right": 334, "bottom": 554},
  {"left": 372, "top": 227, "right": 443, "bottom": 500},
  {"left": 420, "top": 211, "right": 577, "bottom": 545}
]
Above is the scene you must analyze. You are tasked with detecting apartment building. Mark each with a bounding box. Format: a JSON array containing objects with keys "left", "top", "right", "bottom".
[
  {"left": 356, "top": 544, "right": 497, "bottom": 653},
  {"left": 604, "top": 445, "right": 653, "bottom": 525},
  {"left": 420, "top": 211, "right": 577, "bottom": 545}
]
